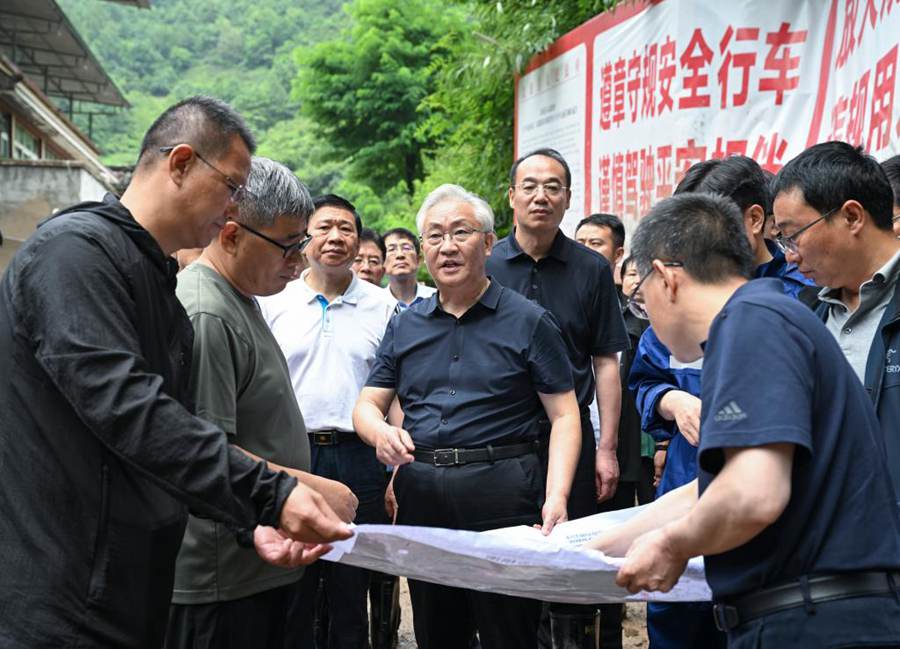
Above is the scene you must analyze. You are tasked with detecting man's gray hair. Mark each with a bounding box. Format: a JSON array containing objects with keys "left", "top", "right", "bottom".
[
  {"left": 239, "top": 157, "right": 314, "bottom": 228},
  {"left": 415, "top": 184, "right": 494, "bottom": 234}
]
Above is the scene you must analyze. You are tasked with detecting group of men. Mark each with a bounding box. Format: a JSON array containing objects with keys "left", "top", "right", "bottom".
[{"left": 3, "top": 92, "right": 900, "bottom": 649}]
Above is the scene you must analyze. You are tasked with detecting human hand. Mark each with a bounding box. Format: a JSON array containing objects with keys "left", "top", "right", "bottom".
[
  {"left": 384, "top": 478, "right": 398, "bottom": 523},
  {"left": 665, "top": 391, "right": 701, "bottom": 446},
  {"left": 375, "top": 424, "right": 415, "bottom": 466},
  {"left": 595, "top": 448, "right": 620, "bottom": 503},
  {"left": 615, "top": 527, "right": 688, "bottom": 594},
  {"left": 310, "top": 475, "right": 358, "bottom": 524},
  {"left": 539, "top": 494, "right": 568, "bottom": 535},
  {"left": 653, "top": 449, "right": 667, "bottom": 487},
  {"left": 253, "top": 525, "right": 332, "bottom": 568},
  {"left": 279, "top": 481, "right": 354, "bottom": 544}
]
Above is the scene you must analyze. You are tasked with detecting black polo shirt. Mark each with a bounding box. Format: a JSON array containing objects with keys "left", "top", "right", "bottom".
[
  {"left": 486, "top": 229, "right": 629, "bottom": 409},
  {"left": 366, "top": 279, "right": 574, "bottom": 449}
]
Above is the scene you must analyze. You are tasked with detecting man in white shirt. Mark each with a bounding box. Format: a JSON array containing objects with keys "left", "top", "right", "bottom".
[
  {"left": 382, "top": 227, "right": 436, "bottom": 310},
  {"left": 259, "top": 194, "right": 396, "bottom": 649}
]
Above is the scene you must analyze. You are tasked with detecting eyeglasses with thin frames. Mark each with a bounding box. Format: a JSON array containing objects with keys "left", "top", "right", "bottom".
[
  {"left": 513, "top": 182, "right": 568, "bottom": 198},
  {"left": 159, "top": 146, "right": 249, "bottom": 203},
  {"left": 773, "top": 206, "right": 839, "bottom": 255},
  {"left": 232, "top": 220, "right": 311, "bottom": 259},
  {"left": 420, "top": 227, "right": 490, "bottom": 247},
  {"left": 626, "top": 261, "right": 684, "bottom": 320}
]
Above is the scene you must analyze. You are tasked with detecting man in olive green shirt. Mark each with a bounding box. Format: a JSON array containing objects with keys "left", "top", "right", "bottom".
[{"left": 167, "top": 157, "right": 358, "bottom": 649}]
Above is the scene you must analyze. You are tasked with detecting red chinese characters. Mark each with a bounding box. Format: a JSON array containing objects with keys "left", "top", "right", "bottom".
[
  {"left": 758, "top": 22, "right": 807, "bottom": 105},
  {"left": 679, "top": 28, "right": 714, "bottom": 109},
  {"left": 718, "top": 26, "right": 759, "bottom": 108}
]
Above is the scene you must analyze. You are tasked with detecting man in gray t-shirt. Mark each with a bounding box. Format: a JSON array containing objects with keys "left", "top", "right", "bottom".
[{"left": 166, "top": 158, "right": 358, "bottom": 649}]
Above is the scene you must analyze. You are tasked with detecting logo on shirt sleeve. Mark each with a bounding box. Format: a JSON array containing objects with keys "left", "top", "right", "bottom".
[
  {"left": 713, "top": 400, "right": 748, "bottom": 423},
  {"left": 887, "top": 348, "right": 900, "bottom": 374}
]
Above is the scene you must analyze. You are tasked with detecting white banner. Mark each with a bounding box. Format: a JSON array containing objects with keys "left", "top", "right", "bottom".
[{"left": 515, "top": 0, "right": 900, "bottom": 236}]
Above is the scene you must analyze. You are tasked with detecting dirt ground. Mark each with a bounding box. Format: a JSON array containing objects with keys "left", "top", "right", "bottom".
[{"left": 395, "top": 579, "right": 649, "bottom": 648}]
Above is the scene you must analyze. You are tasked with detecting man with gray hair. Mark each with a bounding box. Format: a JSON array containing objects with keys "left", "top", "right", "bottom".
[
  {"left": 167, "top": 157, "right": 359, "bottom": 649},
  {"left": 353, "top": 184, "right": 581, "bottom": 649}
]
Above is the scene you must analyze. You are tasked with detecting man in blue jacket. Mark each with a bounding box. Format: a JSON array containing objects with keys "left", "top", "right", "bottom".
[
  {"left": 628, "top": 155, "right": 814, "bottom": 649},
  {"left": 772, "top": 141, "right": 900, "bottom": 507}
]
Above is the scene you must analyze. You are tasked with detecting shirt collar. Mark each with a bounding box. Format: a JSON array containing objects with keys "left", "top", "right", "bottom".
[
  {"left": 504, "top": 227, "right": 570, "bottom": 263},
  {"left": 424, "top": 278, "right": 502, "bottom": 315},
  {"left": 298, "top": 269, "right": 360, "bottom": 306},
  {"left": 819, "top": 248, "right": 900, "bottom": 304}
]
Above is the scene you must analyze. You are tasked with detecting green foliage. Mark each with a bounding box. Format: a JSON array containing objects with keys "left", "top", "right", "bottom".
[
  {"left": 293, "top": 0, "right": 465, "bottom": 197},
  {"left": 419, "top": 0, "right": 624, "bottom": 234}
]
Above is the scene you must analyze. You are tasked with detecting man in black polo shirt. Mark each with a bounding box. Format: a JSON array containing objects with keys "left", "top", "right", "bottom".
[
  {"left": 589, "top": 193, "right": 900, "bottom": 649},
  {"left": 486, "top": 148, "right": 629, "bottom": 647},
  {"left": 353, "top": 183, "right": 581, "bottom": 649}
]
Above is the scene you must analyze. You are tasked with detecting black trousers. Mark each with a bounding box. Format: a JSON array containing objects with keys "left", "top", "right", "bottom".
[
  {"left": 394, "top": 454, "right": 546, "bottom": 649},
  {"left": 297, "top": 436, "right": 390, "bottom": 649},
  {"left": 165, "top": 581, "right": 303, "bottom": 649}
]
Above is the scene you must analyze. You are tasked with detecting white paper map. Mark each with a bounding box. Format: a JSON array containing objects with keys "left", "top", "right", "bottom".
[{"left": 323, "top": 505, "right": 711, "bottom": 604}]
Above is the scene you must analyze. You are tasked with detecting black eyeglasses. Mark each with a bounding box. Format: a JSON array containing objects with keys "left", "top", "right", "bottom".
[
  {"left": 233, "top": 221, "right": 311, "bottom": 258},
  {"left": 159, "top": 146, "right": 248, "bottom": 203},
  {"left": 773, "top": 206, "right": 839, "bottom": 255},
  {"left": 626, "top": 261, "right": 684, "bottom": 320}
]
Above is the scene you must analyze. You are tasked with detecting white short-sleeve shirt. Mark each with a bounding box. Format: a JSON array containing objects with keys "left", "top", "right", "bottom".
[{"left": 259, "top": 270, "right": 396, "bottom": 432}]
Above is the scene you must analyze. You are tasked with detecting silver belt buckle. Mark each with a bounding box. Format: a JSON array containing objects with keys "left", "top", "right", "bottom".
[{"left": 433, "top": 448, "right": 459, "bottom": 466}]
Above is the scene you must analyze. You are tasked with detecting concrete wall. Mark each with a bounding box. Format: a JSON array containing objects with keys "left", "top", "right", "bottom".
[{"left": 0, "top": 161, "right": 110, "bottom": 272}]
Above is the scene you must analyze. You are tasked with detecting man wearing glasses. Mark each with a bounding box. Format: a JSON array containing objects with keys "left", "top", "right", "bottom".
[
  {"left": 0, "top": 96, "right": 350, "bottom": 649},
  {"left": 589, "top": 192, "right": 900, "bottom": 649},
  {"left": 259, "top": 194, "right": 397, "bottom": 649},
  {"left": 354, "top": 183, "right": 581, "bottom": 649},
  {"left": 168, "top": 157, "right": 359, "bottom": 649},
  {"left": 486, "top": 148, "right": 628, "bottom": 648},
  {"left": 772, "top": 141, "right": 900, "bottom": 506},
  {"left": 382, "top": 227, "right": 436, "bottom": 309}
]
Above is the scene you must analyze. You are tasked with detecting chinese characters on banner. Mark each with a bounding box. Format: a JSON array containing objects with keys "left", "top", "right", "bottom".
[{"left": 514, "top": 0, "right": 900, "bottom": 236}]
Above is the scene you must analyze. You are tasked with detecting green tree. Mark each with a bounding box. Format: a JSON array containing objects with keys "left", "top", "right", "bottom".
[{"left": 293, "top": 0, "right": 464, "bottom": 197}]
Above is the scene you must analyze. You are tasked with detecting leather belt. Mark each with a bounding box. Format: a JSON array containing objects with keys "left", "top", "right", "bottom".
[
  {"left": 713, "top": 571, "right": 900, "bottom": 632},
  {"left": 413, "top": 440, "right": 540, "bottom": 467},
  {"left": 308, "top": 430, "right": 358, "bottom": 446}
]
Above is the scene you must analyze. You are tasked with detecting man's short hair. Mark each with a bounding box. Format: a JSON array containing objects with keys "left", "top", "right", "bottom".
[
  {"left": 575, "top": 213, "right": 625, "bottom": 250},
  {"left": 881, "top": 154, "right": 900, "bottom": 209},
  {"left": 238, "top": 157, "right": 313, "bottom": 229},
  {"left": 383, "top": 227, "right": 420, "bottom": 255},
  {"left": 772, "top": 141, "right": 894, "bottom": 231},
  {"left": 359, "top": 228, "right": 386, "bottom": 258},
  {"left": 137, "top": 96, "right": 256, "bottom": 167},
  {"left": 415, "top": 184, "right": 495, "bottom": 235},
  {"left": 508, "top": 148, "right": 572, "bottom": 189},
  {"left": 312, "top": 194, "right": 363, "bottom": 235},
  {"left": 674, "top": 156, "right": 770, "bottom": 217},
  {"left": 630, "top": 193, "right": 755, "bottom": 284}
]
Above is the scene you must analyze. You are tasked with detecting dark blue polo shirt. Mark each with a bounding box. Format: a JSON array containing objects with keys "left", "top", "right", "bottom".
[
  {"left": 485, "top": 229, "right": 629, "bottom": 409},
  {"left": 698, "top": 279, "right": 900, "bottom": 599},
  {"left": 366, "top": 279, "right": 574, "bottom": 449}
]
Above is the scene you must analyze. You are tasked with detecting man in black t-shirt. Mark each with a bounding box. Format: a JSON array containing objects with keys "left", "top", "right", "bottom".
[{"left": 590, "top": 193, "right": 900, "bottom": 649}]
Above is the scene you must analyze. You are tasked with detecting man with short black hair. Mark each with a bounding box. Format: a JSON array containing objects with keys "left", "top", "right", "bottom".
[
  {"left": 772, "top": 141, "right": 900, "bottom": 505},
  {"left": 0, "top": 96, "right": 350, "bottom": 648},
  {"left": 590, "top": 192, "right": 900, "bottom": 649},
  {"left": 167, "top": 157, "right": 359, "bottom": 649},
  {"left": 574, "top": 213, "right": 626, "bottom": 274},
  {"left": 383, "top": 226, "right": 436, "bottom": 309},
  {"left": 488, "top": 148, "right": 629, "bottom": 649},
  {"left": 260, "top": 194, "right": 397, "bottom": 649},
  {"left": 354, "top": 227, "right": 387, "bottom": 285},
  {"left": 881, "top": 154, "right": 900, "bottom": 237}
]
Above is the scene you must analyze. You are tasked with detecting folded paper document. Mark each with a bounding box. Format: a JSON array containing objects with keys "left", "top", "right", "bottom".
[{"left": 323, "top": 505, "right": 711, "bottom": 603}]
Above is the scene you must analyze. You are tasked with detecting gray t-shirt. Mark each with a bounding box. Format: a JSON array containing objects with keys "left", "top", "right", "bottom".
[{"left": 172, "top": 262, "right": 310, "bottom": 604}]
